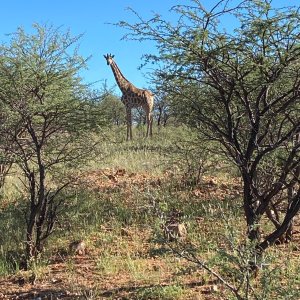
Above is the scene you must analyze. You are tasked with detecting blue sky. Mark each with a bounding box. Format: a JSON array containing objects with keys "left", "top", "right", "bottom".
[
  {"left": 0, "top": 0, "right": 299, "bottom": 94},
  {"left": 0, "top": 0, "right": 179, "bottom": 93}
]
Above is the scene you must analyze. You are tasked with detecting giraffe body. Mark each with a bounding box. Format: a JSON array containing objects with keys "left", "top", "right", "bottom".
[{"left": 104, "top": 54, "right": 153, "bottom": 140}]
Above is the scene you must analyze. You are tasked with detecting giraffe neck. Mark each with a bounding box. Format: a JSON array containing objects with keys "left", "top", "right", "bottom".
[{"left": 110, "top": 61, "right": 131, "bottom": 93}]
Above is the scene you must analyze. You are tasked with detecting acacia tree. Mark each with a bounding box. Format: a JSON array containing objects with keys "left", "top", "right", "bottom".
[
  {"left": 120, "top": 0, "right": 300, "bottom": 252},
  {"left": 0, "top": 24, "right": 97, "bottom": 261},
  {"left": 99, "top": 92, "right": 126, "bottom": 126}
]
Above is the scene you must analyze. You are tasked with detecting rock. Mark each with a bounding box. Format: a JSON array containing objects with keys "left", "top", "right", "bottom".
[
  {"left": 115, "top": 169, "right": 126, "bottom": 176},
  {"left": 121, "top": 227, "right": 131, "bottom": 237},
  {"left": 69, "top": 240, "right": 86, "bottom": 255},
  {"left": 164, "top": 223, "right": 187, "bottom": 241},
  {"left": 210, "top": 285, "right": 218, "bottom": 292}
]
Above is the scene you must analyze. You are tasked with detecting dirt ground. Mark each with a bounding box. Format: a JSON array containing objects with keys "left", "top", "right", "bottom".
[{"left": 0, "top": 169, "right": 298, "bottom": 300}]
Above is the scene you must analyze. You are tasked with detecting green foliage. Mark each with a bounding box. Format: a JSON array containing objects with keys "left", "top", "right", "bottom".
[
  {"left": 119, "top": 0, "right": 300, "bottom": 251},
  {"left": 0, "top": 23, "right": 102, "bottom": 260},
  {"left": 99, "top": 92, "right": 126, "bottom": 125}
]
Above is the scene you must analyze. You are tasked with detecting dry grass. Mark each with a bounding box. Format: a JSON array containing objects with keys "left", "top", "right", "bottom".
[{"left": 0, "top": 131, "right": 300, "bottom": 299}]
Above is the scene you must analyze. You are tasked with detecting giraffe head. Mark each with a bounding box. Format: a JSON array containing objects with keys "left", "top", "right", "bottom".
[{"left": 104, "top": 53, "right": 115, "bottom": 65}]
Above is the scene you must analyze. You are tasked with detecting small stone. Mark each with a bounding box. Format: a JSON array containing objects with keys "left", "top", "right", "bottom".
[
  {"left": 69, "top": 240, "right": 86, "bottom": 255},
  {"left": 211, "top": 285, "right": 218, "bottom": 292},
  {"left": 164, "top": 223, "right": 187, "bottom": 241}
]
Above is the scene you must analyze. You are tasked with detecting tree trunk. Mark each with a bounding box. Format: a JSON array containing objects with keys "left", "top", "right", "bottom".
[
  {"left": 25, "top": 171, "right": 37, "bottom": 262},
  {"left": 258, "top": 190, "right": 300, "bottom": 252},
  {"left": 242, "top": 173, "right": 261, "bottom": 242},
  {"left": 25, "top": 159, "right": 47, "bottom": 261}
]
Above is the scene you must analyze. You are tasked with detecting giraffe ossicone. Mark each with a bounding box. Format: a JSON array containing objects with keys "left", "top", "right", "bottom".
[{"left": 104, "top": 53, "right": 153, "bottom": 140}]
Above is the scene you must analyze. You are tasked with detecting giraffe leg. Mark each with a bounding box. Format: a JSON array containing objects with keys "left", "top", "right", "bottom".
[
  {"left": 149, "top": 113, "right": 153, "bottom": 137},
  {"left": 146, "top": 112, "right": 153, "bottom": 138},
  {"left": 126, "top": 109, "right": 130, "bottom": 141},
  {"left": 146, "top": 113, "right": 150, "bottom": 138},
  {"left": 126, "top": 108, "right": 133, "bottom": 141}
]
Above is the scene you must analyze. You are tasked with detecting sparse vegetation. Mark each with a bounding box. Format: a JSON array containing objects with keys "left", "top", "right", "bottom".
[
  {"left": 0, "top": 1, "right": 299, "bottom": 299},
  {"left": 0, "top": 127, "right": 299, "bottom": 299}
]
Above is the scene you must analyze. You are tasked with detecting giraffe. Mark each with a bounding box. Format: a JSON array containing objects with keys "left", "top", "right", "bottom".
[{"left": 104, "top": 53, "right": 153, "bottom": 140}]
